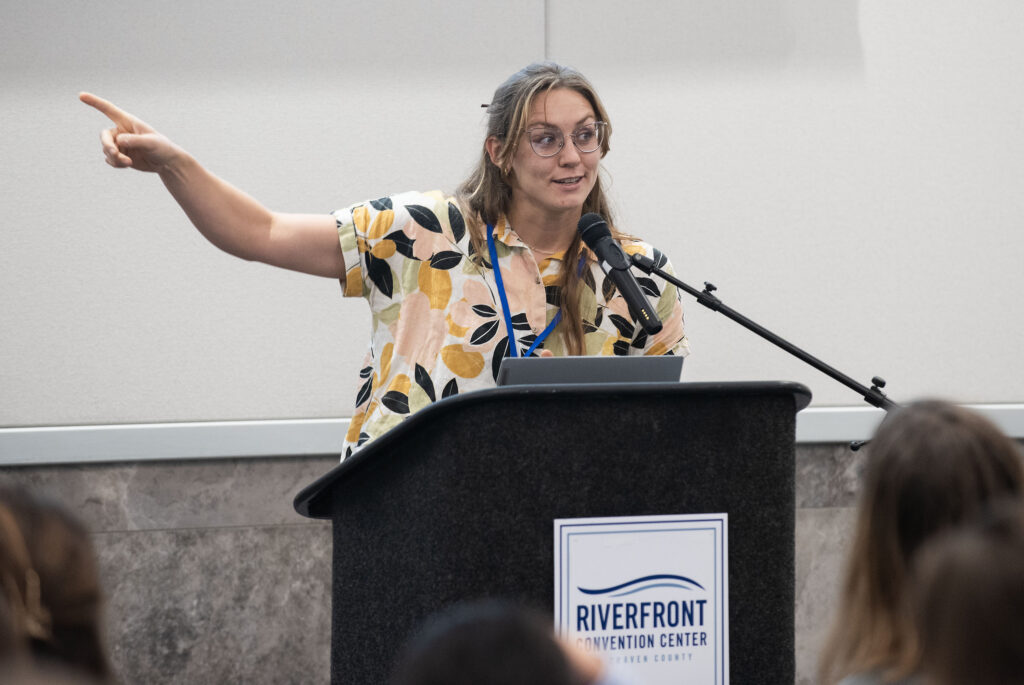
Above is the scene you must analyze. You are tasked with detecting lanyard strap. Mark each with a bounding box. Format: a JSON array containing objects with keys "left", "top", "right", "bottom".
[{"left": 487, "top": 225, "right": 563, "bottom": 358}]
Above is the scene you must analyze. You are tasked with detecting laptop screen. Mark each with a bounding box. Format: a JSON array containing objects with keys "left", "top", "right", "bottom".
[{"left": 496, "top": 355, "right": 684, "bottom": 386}]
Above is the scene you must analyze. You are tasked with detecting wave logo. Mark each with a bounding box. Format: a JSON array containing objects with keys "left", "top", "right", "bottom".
[
  {"left": 578, "top": 574, "right": 705, "bottom": 598},
  {"left": 574, "top": 574, "right": 709, "bottom": 633}
]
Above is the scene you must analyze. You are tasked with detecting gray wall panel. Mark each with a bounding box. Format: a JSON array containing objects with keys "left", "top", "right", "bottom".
[{"left": 3, "top": 1, "right": 1023, "bottom": 425}]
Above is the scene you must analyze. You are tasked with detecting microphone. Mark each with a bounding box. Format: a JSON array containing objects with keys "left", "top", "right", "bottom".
[{"left": 577, "top": 213, "right": 663, "bottom": 335}]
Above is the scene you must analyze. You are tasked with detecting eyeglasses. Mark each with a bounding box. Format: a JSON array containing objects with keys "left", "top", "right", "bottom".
[{"left": 524, "top": 121, "right": 607, "bottom": 157}]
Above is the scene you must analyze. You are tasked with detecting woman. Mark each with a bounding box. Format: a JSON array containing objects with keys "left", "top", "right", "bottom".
[
  {"left": 82, "top": 63, "right": 688, "bottom": 459},
  {"left": 817, "top": 400, "right": 1024, "bottom": 685}
]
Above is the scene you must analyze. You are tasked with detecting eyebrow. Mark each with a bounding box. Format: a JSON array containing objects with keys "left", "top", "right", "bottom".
[{"left": 527, "top": 115, "right": 598, "bottom": 130}]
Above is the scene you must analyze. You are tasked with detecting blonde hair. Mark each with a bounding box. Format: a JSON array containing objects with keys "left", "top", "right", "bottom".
[
  {"left": 456, "top": 62, "right": 622, "bottom": 355},
  {"left": 817, "top": 400, "right": 1024, "bottom": 684}
]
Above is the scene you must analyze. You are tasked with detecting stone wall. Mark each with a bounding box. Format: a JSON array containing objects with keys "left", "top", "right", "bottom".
[{"left": 0, "top": 444, "right": 861, "bottom": 684}]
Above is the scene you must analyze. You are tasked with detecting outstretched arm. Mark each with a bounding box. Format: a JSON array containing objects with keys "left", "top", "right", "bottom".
[{"left": 80, "top": 92, "right": 345, "bottom": 279}]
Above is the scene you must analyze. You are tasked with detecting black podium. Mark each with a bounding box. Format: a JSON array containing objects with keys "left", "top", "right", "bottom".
[{"left": 295, "top": 381, "right": 810, "bottom": 684}]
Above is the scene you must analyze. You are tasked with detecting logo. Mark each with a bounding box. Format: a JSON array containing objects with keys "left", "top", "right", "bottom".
[
  {"left": 574, "top": 573, "right": 710, "bottom": 654},
  {"left": 554, "top": 514, "right": 728, "bottom": 684}
]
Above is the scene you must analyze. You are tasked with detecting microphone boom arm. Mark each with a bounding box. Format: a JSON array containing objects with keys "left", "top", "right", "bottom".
[{"left": 631, "top": 253, "right": 898, "bottom": 413}]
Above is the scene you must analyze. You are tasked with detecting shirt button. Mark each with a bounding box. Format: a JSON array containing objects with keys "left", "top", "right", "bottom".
[{"left": 534, "top": 277, "right": 542, "bottom": 285}]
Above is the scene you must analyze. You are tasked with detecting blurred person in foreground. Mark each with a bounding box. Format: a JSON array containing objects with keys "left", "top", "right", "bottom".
[
  {"left": 390, "top": 600, "right": 631, "bottom": 685},
  {"left": 817, "top": 400, "right": 1024, "bottom": 685},
  {"left": 912, "top": 499, "right": 1024, "bottom": 685},
  {"left": 0, "top": 486, "right": 114, "bottom": 683}
]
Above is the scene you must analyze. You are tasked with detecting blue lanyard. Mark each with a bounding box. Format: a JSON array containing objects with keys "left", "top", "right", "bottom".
[{"left": 487, "top": 224, "right": 564, "bottom": 358}]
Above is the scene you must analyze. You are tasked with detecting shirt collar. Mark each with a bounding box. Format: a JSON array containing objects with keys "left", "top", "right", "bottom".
[
  {"left": 491, "top": 217, "right": 577, "bottom": 262},
  {"left": 490, "top": 217, "right": 522, "bottom": 248}
]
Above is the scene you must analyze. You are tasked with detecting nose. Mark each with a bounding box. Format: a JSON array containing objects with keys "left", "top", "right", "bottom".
[{"left": 557, "top": 139, "right": 582, "bottom": 166}]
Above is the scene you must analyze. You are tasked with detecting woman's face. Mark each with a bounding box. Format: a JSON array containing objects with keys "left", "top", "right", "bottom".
[{"left": 489, "top": 87, "right": 602, "bottom": 224}]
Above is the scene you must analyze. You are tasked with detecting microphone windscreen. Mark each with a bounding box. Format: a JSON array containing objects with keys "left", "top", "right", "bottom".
[{"left": 577, "top": 213, "right": 611, "bottom": 248}]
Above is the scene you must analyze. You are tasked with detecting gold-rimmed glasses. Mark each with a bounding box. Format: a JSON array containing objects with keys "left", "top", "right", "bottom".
[{"left": 524, "top": 121, "right": 607, "bottom": 157}]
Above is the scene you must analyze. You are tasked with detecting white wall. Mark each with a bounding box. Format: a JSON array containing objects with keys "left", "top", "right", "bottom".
[{"left": 3, "top": 1, "right": 1023, "bottom": 429}]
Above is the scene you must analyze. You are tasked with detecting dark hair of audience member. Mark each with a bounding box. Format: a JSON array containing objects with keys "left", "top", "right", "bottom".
[
  {"left": 0, "top": 486, "right": 113, "bottom": 682},
  {"left": 817, "top": 400, "right": 1024, "bottom": 684},
  {"left": 0, "top": 591, "right": 17, "bottom": 661},
  {"left": 390, "top": 600, "right": 586, "bottom": 685},
  {"left": 912, "top": 499, "right": 1024, "bottom": 685}
]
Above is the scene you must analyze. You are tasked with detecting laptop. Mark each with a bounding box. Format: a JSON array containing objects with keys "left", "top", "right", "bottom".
[{"left": 496, "top": 355, "right": 684, "bottom": 386}]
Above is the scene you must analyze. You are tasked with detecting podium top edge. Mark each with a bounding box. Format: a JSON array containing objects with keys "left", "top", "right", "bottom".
[{"left": 294, "top": 380, "right": 811, "bottom": 519}]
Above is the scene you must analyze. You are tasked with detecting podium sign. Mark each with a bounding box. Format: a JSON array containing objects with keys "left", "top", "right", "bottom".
[{"left": 555, "top": 514, "right": 729, "bottom": 685}]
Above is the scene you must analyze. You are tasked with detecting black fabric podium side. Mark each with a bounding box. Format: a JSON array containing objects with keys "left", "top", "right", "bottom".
[{"left": 295, "top": 381, "right": 811, "bottom": 684}]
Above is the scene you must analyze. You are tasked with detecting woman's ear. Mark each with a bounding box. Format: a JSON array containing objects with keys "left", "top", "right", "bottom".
[{"left": 485, "top": 136, "right": 503, "bottom": 166}]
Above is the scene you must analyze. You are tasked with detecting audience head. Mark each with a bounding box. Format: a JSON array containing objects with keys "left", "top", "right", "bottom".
[
  {"left": 390, "top": 600, "right": 590, "bottom": 685},
  {"left": 913, "top": 499, "right": 1024, "bottom": 685},
  {"left": 818, "top": 399, "right": 1024, "bottom": 684},
  {"left": 0, "top": 486, "right": 112, "bottom": 682}
]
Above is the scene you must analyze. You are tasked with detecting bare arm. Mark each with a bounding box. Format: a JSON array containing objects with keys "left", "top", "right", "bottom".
[{"left": 80, "top": 92, "right": 345, "bottom": 279}]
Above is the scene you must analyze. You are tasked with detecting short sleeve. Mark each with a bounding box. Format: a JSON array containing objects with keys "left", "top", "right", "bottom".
[
  {"left": 622, "top": 243, "right": 690, "bottom": 358},
  {"left": 332, "top": 192, "right": 444, "bottom": 300},
  {"left": 649, "top": 255, "right": 690, "bottom": 357},
  {"left": 333, "top": 204, "right": 369, "bottom": 298}
]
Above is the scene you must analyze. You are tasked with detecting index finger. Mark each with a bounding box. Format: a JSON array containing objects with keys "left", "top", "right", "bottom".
[{"left": 79, "top": 92, "right": 133, "bottom": 125}]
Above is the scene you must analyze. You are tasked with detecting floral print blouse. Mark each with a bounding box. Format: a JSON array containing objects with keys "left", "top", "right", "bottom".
[{"left": 334, "top": 190, "right": 689, "bottom": 459}]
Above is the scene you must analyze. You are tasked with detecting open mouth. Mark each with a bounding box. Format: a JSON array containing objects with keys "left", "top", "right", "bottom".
[{"left": 554, "top": 176, "right": 583, "bottom": 185}]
